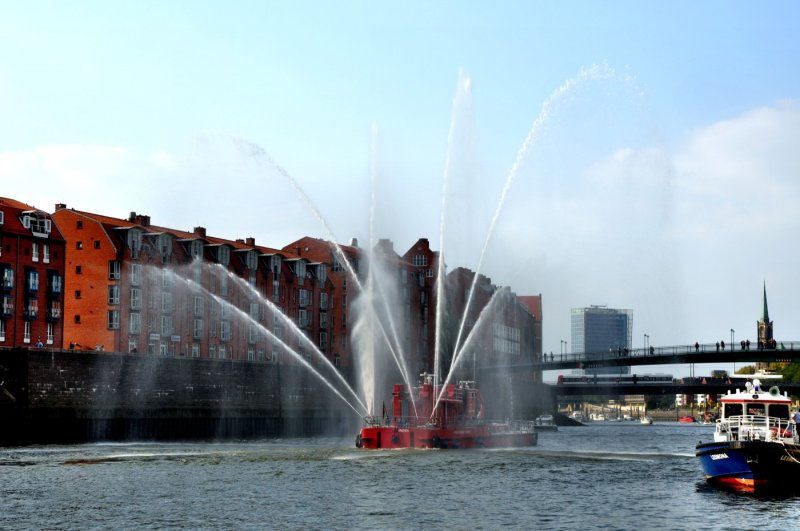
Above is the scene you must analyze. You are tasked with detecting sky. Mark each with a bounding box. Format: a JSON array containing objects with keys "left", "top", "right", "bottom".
[{"left": 2, "top": 1, "right": 799, "bottom": 379}]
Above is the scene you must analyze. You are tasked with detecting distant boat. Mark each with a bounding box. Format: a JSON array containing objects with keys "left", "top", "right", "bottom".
[
  {"left": 679, "top": 416, "right": 696, "bottom": 423},
  {"left": 640, "top": 416, "right": 653, "bottom": 425},
  {"left": 534, "top": 415, "right": 558, "bottom": 432}
]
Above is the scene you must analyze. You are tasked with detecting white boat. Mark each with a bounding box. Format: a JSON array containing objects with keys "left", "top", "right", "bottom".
[
  {"left": 640, "top": 416, "right": 653, "bottom": 425},
  {"left": 696, "top": 379, "right": 800, "bottom": 493}
]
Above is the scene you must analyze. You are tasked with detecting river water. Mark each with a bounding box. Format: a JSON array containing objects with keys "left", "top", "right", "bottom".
[{"left": 2, "top": 422, "right": 798, "bottom": 530}]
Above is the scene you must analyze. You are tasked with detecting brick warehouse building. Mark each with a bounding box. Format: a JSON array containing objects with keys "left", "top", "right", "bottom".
[
  {"left": 51, "top": 205, "right": 335, "bottom": 365},
  {"left": 444, "top": 267, "right": 540, "bottom": 376},
  {"left": 0, "top": 196, "right": 541, "bottom": 381},
  {"left": 0, "top": 198, "right": 66, "bottom": 348}
]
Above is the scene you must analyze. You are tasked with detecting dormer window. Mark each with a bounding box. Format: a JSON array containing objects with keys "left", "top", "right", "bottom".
[
  {"left": 245, "top": 250, "right": 258, "bottom": 270},
  {"left": 0, "top": 211, "right": 4, "bottom": 224},
  {"left": 296, "top": 260, "right": 306, "bottom": 278},
  {"left": 21, "top": 212, "right": 51, "bottom": 237},
  {"left": 316, "top": 264, "right": 327, "bottom": 284},
  {"left": 217, "top": 246, "right": 230, "bottom": 266},
  {"left": 158, "top": 234, "right": 172, "bottom": 262},
  {"left": 190, "top": 240, "right": 203, "bottom": 259},
  {"left": 128, "top": 229, "right": 142, "bottom": 259}
]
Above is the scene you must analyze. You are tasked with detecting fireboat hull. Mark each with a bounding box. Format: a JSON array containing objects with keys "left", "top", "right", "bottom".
[
  {"left": 357, "top": 423, "right": 537, "bottom": 449},
  {"left": 696, "top": 440, "right": 800, "bottom": 493}
]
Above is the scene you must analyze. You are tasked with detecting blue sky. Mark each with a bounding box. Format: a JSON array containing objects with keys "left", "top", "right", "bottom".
[{"left": 2, "top": 1, "right": 799, "bottom": 378}]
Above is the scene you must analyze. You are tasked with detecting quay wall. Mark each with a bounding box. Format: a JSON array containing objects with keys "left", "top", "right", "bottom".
[{"left": 0, "top": 348, "right": 357, "bottom": 445}]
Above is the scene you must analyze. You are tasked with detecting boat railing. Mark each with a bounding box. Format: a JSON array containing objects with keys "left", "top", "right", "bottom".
[{"left": 718, "top": 415, "right": 797, "bottom": 442}]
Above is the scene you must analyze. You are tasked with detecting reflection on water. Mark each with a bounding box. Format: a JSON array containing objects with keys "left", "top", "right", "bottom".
[{"left": 1, "top": 424, "right": 798, "bottom": 530}]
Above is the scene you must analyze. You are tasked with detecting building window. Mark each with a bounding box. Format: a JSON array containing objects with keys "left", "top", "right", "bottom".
[
  {"left": 194, "top": 296, "right": 204, "bottom": 316},
  {"left": 23, "top": 321, "right": 31, "bottom": 343},
  {"left": 247, "top": 347, "right": 255, "bottom": 361},
  {"left": 76, "top": 265, "right": 82, "bottom": 274},
  {"left": 193, "top": 319, "right": 203, "bottom": 339},
  {"left": 108, "top": 285, "right": 120, "bottom": 305},
  {"left": 161, "top": 315, "right": 173, "bottom": 336},
  {"left": 413, "top": 254, "right": 427, "bottom": 267},
  {"left": 218, "top": 345, "right": 226, "bottom": 359},
  {"left": 76, "top": 241, "right": 83, "bottom": 250},
  {"left": 191, "top": 344, "right": 199, "bottom": 358},
  {"left": 94, "top": 240, "right": 100, "bottom": 249},
  {"left": 107, "top": 310, "right": 120, "bottom": 329},
  {"left": 74, "top": 315, "right": 81, "bottom": 324},
  {"left": 220, "top": 321, "right": 231, "bottom": 341},
  {"left": 108, "top": 261, "right": 121, "bottom": 279},
  {"left": 46, "top": 323, "right": 54, "bottom": 344},
  {"left": 32, "top": 242, "right": 39, "bottom": 262},
  {"left": 319, "top": 331, "right": 328, "bottom": 350},
  {"left": 130, "top": 288, "right": 141, "bottom": 309},
  {"left": 43, "top": 244, "right": 50, "bottom": 263},
  {"left": 129, "top": 312, "right": 141, "bottom": 334},
  {"left": 130, "top": 263, "right": 142, "bottom": 285},
  {"left": 0, "top": 319, "right": 5, "bottom": 341},
  {"left": 128, "top": 338, "right": 139, "bottom": 353},
  {"left": 161, "top": 292, "right": 174, "bottom": 313}
]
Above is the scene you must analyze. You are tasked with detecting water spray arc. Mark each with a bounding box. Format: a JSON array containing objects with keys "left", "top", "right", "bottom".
[
  {"left": 159, "top": 264, "right": 368, "bottom": 418},
  {"left": 208, "top": 262, "right": 367, "bottom": 414},
  {"left": 235, "top": 138, "right": 417, "bottom": 416},
  {"left": 433, "top": 65, "right": 615, "bottom": 416}
]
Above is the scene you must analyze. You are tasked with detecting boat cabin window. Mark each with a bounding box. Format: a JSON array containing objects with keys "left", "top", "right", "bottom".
[
  {"left": 746, "top": 403, "right": 766, "bottom": 416},
  {"left": 723, "top": 403, "right": 743, "bottom": 417},
  {"left": 768, "top": 404, "right": 790, "bottom": 419}
]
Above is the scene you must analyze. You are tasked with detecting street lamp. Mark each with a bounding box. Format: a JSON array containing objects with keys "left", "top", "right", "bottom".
[{"left": 731, "top": 329, "right": 735, "bottom": 351}]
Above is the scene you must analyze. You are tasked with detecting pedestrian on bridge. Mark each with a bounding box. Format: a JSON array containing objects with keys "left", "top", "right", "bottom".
[
  {"left": 695, "top": 342, "right": 699, "bottom": 352},
  {"left": 715, "top": 341, "right": 720, "bottom": 352}
]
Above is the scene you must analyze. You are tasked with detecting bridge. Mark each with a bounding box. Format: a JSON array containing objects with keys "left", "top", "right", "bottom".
[
  {"left": 481, "top": 340, "right": 800, "bottom": 399},
  {"left": 520, "top": 340, "right": 800, "bottom": 372}
]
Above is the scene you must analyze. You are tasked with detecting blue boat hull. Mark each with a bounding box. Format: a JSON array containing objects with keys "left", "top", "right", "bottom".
[{"left": 696, "top": 440, "right": 800, "bottom": 492}]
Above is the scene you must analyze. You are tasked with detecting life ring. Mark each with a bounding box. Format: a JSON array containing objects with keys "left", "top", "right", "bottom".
[{"left": 355, "top": 434, "right": 363, "bottom": 448}]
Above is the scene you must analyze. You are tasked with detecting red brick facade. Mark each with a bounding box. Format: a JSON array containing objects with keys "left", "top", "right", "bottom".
[
  {"left": 2, "top": 197, "right": 541, "bottom": 379},
  {"left": 0, "top": 198, "right": 65, "bottom": 348}
]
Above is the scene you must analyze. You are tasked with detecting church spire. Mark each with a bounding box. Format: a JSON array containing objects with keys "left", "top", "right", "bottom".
[{"left": 762, "top": 281, "right": 770, "bottom": 323}]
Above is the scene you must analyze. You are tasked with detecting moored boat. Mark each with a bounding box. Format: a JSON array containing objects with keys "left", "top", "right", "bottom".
[
  {"left": 534, "top": 414, "right": 558, "bottom": 432},
  {"left": 356, "top": 374, "right": 537, "bottom": 449},
  {"left": 640, "top": 415, "right": 653, "bottom": 425},
  {"left": 695, "top": 379, "right": 800, "bottom": 493}
]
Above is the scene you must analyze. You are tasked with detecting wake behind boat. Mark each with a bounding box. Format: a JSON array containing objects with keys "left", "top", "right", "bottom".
[
  {"left": 695, "top": 378, "right": 800, "bottom": 493},
  {"left": 356, "top": 374, "right": 537, "bottom": 449}
]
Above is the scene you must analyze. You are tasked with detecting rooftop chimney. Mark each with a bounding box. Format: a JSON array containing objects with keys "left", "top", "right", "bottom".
[
  {"left": 350, "top": 237, "right": 358, "bottom": 248},
  {"left": 55, "top": 203, "right": 66, "bottom": 211},
  {"left": 194, "top": 226, "right": 207, "bottom": 238},
  {"left": 246, "top": 237, "right": 255, "bottom": 246}
]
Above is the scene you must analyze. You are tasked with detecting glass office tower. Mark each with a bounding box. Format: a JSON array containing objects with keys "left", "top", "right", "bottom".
[{"left": 571, "top": 306, "right": 632, "bottom": 375}]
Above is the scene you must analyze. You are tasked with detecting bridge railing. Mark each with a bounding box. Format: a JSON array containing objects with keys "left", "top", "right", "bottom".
[{"left": 536, "top": 340, "right": 800, "bottom": 365}]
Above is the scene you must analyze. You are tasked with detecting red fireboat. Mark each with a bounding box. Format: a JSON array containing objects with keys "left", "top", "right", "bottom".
[{"left": 355, "top": 374, "right": 537, "bottom": 449}]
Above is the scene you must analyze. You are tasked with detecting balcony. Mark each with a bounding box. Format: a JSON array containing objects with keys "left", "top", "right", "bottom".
[
  {"left": 23, "top": 309, "right": 38, "bottom": 320},
  {"left": 47, "top": 308, "right": 62, "bottom": 322},
  {"left": 1, "top": 304, "right": 13, "bottom": 318}
]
